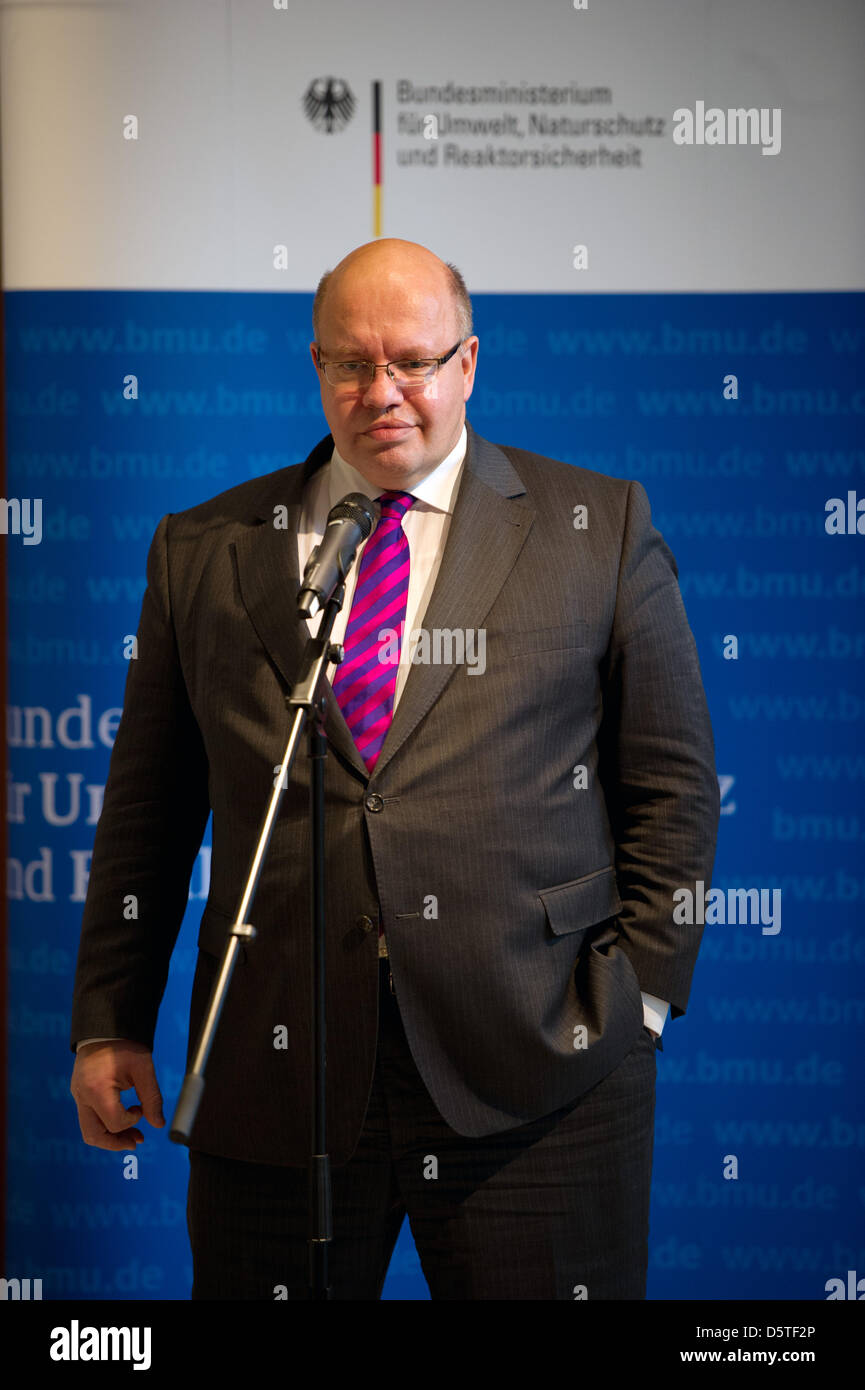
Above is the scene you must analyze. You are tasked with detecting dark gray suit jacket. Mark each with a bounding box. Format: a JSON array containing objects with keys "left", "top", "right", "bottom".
[{"left": 70, "top": 419, "right": 719, "bottom": 1166}]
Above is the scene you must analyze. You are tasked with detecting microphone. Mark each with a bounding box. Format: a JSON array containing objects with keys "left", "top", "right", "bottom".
[{"left": 297, "top": 493, "right": 378, "bottom": 619}]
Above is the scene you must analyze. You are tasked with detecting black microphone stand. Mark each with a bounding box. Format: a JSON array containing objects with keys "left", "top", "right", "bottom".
[{"left": 170, "top": 583, "right": 347, "bottom": 1301}]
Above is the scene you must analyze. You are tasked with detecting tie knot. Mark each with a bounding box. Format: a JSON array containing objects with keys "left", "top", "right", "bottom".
[{"left": 378, "top": 490, "right": 415, "bottom": 521}]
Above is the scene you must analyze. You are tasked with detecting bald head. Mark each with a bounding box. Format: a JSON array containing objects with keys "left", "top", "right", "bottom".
[
  {"left": 308, "top": 237, "right": 479, "bottom": 490},
  {"left": 312, "top": 239, "right": 472, "bottom": 343}
]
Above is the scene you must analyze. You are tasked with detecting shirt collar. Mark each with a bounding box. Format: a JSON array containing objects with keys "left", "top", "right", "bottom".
[{"left": 328, "top": 423, "right": 467, "bottom": 515}]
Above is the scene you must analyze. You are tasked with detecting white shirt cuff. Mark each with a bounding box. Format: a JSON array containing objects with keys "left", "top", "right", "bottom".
[{"left": 640, "top": 993, "right": 670, "bottom": 1036}]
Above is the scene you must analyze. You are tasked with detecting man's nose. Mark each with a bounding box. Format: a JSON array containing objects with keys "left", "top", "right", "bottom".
[{"left": 361, "top": 364, "right": 404, "bottom": 409}]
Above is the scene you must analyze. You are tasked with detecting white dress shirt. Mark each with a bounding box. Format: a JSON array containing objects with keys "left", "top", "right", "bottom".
[{"left": 76, "top": 422, "right": 670, "bottom": 1045}]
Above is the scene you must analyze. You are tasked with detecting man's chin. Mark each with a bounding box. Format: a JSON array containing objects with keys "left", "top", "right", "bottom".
[
  {"left": 332, "top": 427, "right": 430, "bottom": 485},
  {"left": 351, "top": 433, "right": 422, "bottom": 471}
]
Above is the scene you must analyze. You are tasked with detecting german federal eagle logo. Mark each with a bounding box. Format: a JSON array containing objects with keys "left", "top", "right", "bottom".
[{"left": 303, "top": 77, "right": 356, "bottom": 134}]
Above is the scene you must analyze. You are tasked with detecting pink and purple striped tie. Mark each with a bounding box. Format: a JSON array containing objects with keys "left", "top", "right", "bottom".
[{"left": 331, "top": 490, "right": 415, "bottom": 772}]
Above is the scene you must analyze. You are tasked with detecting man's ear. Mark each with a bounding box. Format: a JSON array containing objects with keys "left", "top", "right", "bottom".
[{"left": 309, "top": 342, "right": 320, "bottom": 369}]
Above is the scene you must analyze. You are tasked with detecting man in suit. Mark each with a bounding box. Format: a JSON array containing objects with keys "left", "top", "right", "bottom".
[{"left": 70, "top": 237, "right": 719, "bottom": 1300}]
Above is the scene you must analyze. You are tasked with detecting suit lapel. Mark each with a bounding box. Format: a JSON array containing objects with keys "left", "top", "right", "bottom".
[
  {"left": 233, "top": 421, "right": 534, "bottom": 782},
  {"left": 233, "top": 434, "right": 369, "bottom": 776}
]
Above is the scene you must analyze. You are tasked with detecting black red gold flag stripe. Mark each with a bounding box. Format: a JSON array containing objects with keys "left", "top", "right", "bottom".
[{"left": 372, "top": 80, "right": 382, "bottom": 237}]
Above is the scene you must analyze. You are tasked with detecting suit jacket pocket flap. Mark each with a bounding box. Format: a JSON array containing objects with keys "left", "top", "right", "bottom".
[
  {"left": 539, "top": 866, "right": 622, "bottom": 937},
  {"left": 502, "top": 620, "right": 588, "bottom": 657},
  {"left": 197, "top": 904, "right": 247, "bottom": 963}
]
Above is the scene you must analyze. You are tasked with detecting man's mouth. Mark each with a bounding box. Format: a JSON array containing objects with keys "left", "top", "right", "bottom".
[{"left": 364, "top": 422, "right": 414, "bottom": 437}]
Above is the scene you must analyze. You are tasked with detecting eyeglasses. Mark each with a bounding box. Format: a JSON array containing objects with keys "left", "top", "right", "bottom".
[{"left": 315, "top": 340, "right": 464, "bottom": 389}]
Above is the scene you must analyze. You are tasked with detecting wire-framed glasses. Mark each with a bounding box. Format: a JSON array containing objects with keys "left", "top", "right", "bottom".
[{"left": 316, "top": 339, "right": 464, "bottom": 389}]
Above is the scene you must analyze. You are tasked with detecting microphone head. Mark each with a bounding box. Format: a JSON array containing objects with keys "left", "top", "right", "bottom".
[{"left": 329, "top": 492, "right": 377, "bottom": 539}]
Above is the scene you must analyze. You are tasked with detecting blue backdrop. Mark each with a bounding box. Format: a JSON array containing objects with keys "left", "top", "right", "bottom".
[{"left": 5, "top": 287, "right": 864, "bottom": 1298}]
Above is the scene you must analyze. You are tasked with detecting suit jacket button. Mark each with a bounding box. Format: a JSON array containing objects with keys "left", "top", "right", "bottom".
[
  {"left": 357, "top": 915, "right": 376, "bottom": 933},
  {"left": 365, "top": 793, "right": 384, "bottom": 812}
]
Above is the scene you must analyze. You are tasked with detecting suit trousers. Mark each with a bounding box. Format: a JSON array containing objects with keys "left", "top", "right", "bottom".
[{"left": 187, "top": 958, "right": 657, "bottom": 1300}]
